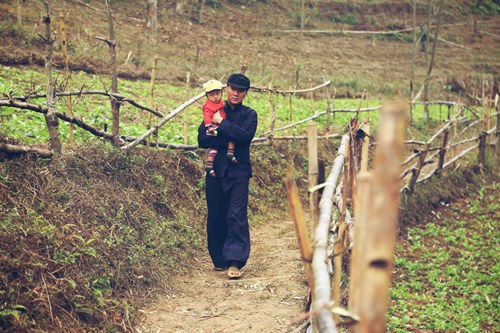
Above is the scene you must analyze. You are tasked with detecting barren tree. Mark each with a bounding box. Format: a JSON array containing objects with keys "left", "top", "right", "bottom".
[
  {"left": 423, "top": 0, "right": 444, "bottom": 121},
  {"left": 97, "top": 0, "right": 121, "bottom": 145},
  {"left": 43, "top": 0, "right": 62, "bottom": 157},
  {"left": 146, "top": 0, "right": 158, "bottom": 41}
]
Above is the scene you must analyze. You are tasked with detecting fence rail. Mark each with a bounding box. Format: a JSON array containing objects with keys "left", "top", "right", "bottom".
[{"left": 284, "top": 96, "right": 498, "bottom": 332}]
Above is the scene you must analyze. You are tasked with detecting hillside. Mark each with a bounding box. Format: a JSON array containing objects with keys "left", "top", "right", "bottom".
[
  {"left": 0, "top": 1, "right": 499, "bottom": 332},
  {"left": 0, "top": 0, "right": 499, "bottom": 98}
]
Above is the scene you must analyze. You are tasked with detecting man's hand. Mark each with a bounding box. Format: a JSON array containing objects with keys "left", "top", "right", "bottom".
[{"left": 212, "top": 111, "right": 223, "bottom": 125}]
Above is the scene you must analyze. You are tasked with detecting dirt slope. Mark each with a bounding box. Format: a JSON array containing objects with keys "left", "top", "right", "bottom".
[{"left": 136, "top": 218, "right": 309, "bottom": 333}]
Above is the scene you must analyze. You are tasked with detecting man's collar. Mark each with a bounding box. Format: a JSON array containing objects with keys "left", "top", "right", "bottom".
[{"left": 225, "top": 101, "right": 242, "bottom": 111}]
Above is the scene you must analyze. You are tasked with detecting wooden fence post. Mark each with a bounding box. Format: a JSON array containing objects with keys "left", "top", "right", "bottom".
[
  {"left": 359, "top": 120, "right": 371, "bottom": 172},
  {"left": 325, "top": 85, "right": 332, "bottom": 133},
  {"left": 357, "top": 99, "right": 407, "bottom": 333},
  {"left": 496, "top": 94, "right": 500, "bottom": 146},
  {"left": 308, "top": 122, "right": 319, "bottom": 231},
  {"left": 407, "top": 150, "right": 427, "bottom": 194},
  {"left": 283, "top": 165, "right": 314, "bottom": 290},
  {"left": 478, "top": 131, "right": 486, "bottom": 166},
  {"left": 184, "top": 71, "right": 190, "bottom": 145},
  {"left": 268, "top": 87, "right": 276, "bottom": 146},
  {"left": 146, "top": 56, "right": 158, "bottom": 149},
  {"left": 435, "top": 129, "right": 449, "bottom": 176}
]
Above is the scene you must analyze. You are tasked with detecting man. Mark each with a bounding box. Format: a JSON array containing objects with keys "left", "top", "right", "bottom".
[{"left": 197, "top": 73, "right": 258, "bottom": 279}]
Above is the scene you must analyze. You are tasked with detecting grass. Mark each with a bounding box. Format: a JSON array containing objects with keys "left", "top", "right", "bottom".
[{"left": 389, "top": 179, "right": 500, "bottom": 332}]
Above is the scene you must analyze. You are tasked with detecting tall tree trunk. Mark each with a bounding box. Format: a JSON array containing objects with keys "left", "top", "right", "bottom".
[
  {"left": 105, "top": 0, "right": 120, "bottom": 146},
  {"left": 410, "top": 0, "right": 417, "bottom": 124},
  {"left": 424, "top": 0, "right": 444, "bottom": 122},
  {"left": 147, "top": 0, "right": 158, "bottom": 41},
  {"left": 423, "top": 0, "right": 432, "bottom": 121},
  {"left": 16, "top": 0, "right": 23, "bottom": 25},
  {"left": 59, "top": 12, "right": 74, "bottom": 146},
  {"left": 43, "top": 0, "right": 62, "bottom": 158}
]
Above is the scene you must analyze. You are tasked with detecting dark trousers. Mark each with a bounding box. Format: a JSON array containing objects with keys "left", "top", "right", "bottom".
[{"left": 205, "top": 175, "right": 250, "bottom": 269}]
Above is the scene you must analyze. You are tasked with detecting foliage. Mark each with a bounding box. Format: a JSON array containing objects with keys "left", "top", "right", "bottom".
[
  {"left": 0, "top": 132, "right": 327, "bottom": 331},
  {"left": 391, "top": 167, "right": 500, "bottom": 332},
  {"left": 330, "top": 12, "right": 359, "bottom": 25},
  {"left": 471, "top": 0, "right": 500, "bottom": 15}
]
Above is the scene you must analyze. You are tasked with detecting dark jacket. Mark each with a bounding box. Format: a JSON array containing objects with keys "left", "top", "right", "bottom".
[{"left": 198, "top": 101, "right": 258, "bottom": 178}]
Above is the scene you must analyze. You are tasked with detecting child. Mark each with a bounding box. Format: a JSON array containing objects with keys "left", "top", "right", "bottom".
[{"left": 202, "top": 79, "right": 238, "bottom": 177}]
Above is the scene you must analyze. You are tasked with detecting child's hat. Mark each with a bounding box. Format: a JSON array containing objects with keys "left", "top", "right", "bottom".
[{"left": 203, "top": 79, "right": 223, "bottom": 92}]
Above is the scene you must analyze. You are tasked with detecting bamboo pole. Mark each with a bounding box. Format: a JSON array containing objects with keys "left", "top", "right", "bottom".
[
  {"left": 268, "top": 86, "right": 276, "bottom": 145},
  {"left": 348, "top": 170, "right": 371, "bottom": 328},
  {"left": 356, "top": 99, "right": 407, "bottom": 333},
  {"left": 147, "top": 56, "right": 158, "bottom": 149},
  {"left": 283, "top": 165, "right": 314, "bottom": 290},
  {"left": 310, "top": 79, "right": 315, "bottom": 115},
  {"left": 332, "top": 140, "right": 350, "bottom": 322},
  {"left": 307, "top": 122, "right": 319, "bottom": 231},
  {"left": 122, "top": 91, "right": 206, "bottom": 151},
  {"left": 325, "top": 85, "right": 331, "bottom": 132},
  {"left": 184, "top": 71, "right": 190, "bottom": 145},
  {"left": 359, "top": 120, "right": 371, "bottom": 172},
  {"left": 252, "top": 80, "right": 331, "bottom": 94},
  {"left": 59, "top": 12, "right": 74, "bottom": 146},
  {"left": 312, "top": 135, "right": 348, "bottom": 333},
  {"left": 259, "top": 106, "right": 379, "bottom": 137}
]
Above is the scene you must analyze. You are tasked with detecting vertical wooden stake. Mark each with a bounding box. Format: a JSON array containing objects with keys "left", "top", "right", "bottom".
[
  {"left": 408, "top": 149, "right": 427, "bottom": 195},
  {"left": 147, "top": 56, "right": 158, "bottom": 149},
  {"left": 309, "top": 79, "right": 315, "bottom": 115},
  {"left": 357, "top": 99, "right": 407, "bottom": 333},
  {"left": 435, "top": 129, "right": 449, "bottom": 176},
  {"left": 184, "top": 71, "right": 191, "bottom": 145},
  {"left": 289, "top": 90, "right": 293, "bottom": 135},
  {"left": 325, "top": 85, "right": 332, "bottom": 133},
  {"left": 283, "top": 165, "right": 314, "bottom": 290},
  {"left": 496, "top": 94, "right": 500, "bottom": 146},
  {"left": 359, "top": 120, "right": 371, "bottom": 172},
  {"left": 268, "top": 86, "right": 276, "bottom": 145},
  {"left": 59, "top": 12, "right": 74, "bottom": 146},
  {"left": 478, "top": 131, "right": 486, "bottom": 166},
  {"left": 307, "top": 122, "right": 319, "bottom": 231}
]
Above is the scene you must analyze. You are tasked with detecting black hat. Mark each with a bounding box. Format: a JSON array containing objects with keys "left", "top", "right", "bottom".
[{"left": 227, "top": 73, "right": 250, "bottom": 90}]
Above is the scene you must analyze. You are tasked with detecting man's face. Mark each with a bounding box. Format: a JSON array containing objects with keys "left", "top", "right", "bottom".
[
  {"left": 206, "top": 89, "right": 222, "bottom": 104},
  {"left": 227, "top": 86, "right": 247, "bottom": 107}
]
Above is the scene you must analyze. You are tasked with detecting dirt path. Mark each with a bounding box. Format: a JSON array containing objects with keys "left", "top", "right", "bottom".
[{"left": 136, "top": 218, "right": 309, "bottom": 333}]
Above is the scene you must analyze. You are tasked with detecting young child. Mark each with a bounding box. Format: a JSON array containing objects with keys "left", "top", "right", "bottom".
[{"left": 202, "top": 79, "right": 238, "bottom": 176}]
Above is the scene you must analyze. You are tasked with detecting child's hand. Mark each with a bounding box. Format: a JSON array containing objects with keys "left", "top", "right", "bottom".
[
  {"left": 212, "top": 111, "right": 223, "bottom": 125},
  {"left": 208, "top": 127, "right": 215, "bottom": 134}
]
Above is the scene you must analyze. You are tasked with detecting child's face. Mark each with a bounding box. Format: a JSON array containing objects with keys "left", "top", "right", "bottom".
[{"left": 207, "top": 90, "right": 222, "bottom": 104}]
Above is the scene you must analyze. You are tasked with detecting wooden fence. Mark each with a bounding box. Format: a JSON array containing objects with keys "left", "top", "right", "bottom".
[{"left": 283, "top": 97, "right": 498, "bottom": 332}]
